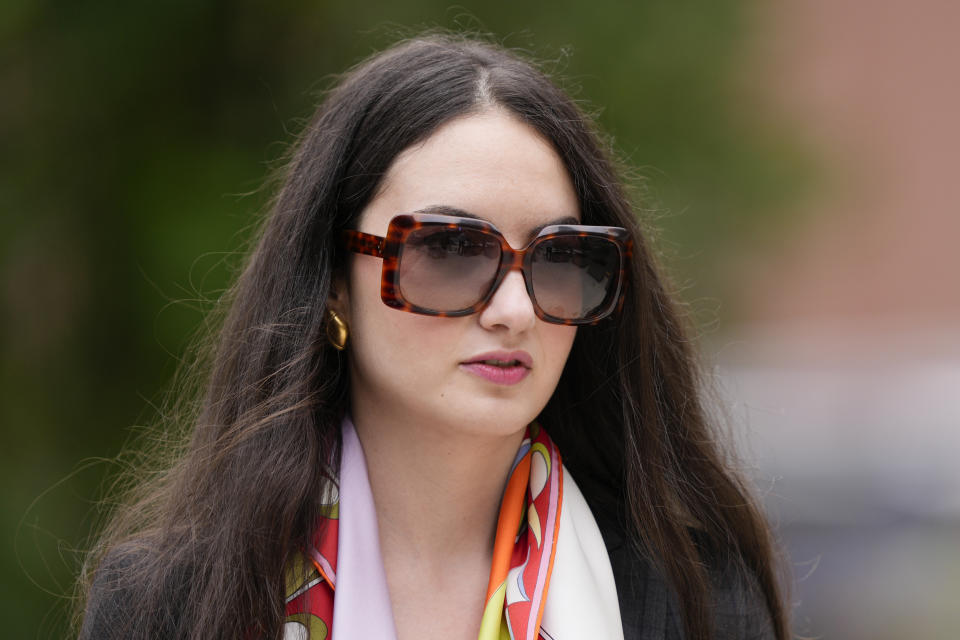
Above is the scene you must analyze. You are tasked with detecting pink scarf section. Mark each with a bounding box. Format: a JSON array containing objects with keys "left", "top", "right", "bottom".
[{"left": 280, "top": 415, "right": 623, "bottom": 640}]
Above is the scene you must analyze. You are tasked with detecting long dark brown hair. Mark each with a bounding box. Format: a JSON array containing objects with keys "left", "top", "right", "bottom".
[{"left": 76, "top": 33, "right": 790, "bottom": 640}]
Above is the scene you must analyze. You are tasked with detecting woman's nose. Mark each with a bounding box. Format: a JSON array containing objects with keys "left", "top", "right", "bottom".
[{"left": 477, "top": 270, "right": 537, "bottom": 334}]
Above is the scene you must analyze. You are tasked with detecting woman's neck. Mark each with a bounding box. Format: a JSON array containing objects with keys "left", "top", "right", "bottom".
[{"left": 349, "top": 402, "right": 526, "bottom": 577}]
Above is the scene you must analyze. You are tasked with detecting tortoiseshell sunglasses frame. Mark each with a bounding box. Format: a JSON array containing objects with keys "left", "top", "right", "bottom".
[{"left": 342, "top": 213, "right": 633, "bottom": 326}]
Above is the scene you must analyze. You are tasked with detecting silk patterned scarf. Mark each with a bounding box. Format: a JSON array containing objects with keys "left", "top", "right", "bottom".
[{"left": 280, "top": 414, "right": 622, "bottom": 640}]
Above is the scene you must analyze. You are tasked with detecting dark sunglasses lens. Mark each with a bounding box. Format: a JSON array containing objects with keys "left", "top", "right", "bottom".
[
  {"left": 398, "top": 227, "right": 501, "bottom": 311},
  {"left": 531, "top": 236, "right": 620, "bottom": 320}
]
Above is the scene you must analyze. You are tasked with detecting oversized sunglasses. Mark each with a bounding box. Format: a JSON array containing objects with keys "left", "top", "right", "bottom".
[{"left": 342, "top": 214, "right": 632, "bottom": 325}]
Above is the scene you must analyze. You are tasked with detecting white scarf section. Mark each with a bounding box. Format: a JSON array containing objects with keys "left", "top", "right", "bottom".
[{"left": 539, "top": 464, "right": 624, "bottom": 640}]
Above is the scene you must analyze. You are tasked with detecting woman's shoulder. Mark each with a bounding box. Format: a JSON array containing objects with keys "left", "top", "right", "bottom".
[
  {"left": 685, "top": 527, "right": 777, "bottom": 640},
  {"left": 592, "top": 509, "right": 776, "bottom": 640},
  {"left": 79, "top": 542, "right": 187, "bottom": 640},
  {"left": 80, "top": 545, "right": 140, "bottom": 640}
]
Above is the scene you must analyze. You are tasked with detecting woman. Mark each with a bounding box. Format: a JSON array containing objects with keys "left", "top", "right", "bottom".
[{"left": 77, "top": 34, "right": 790, "bottom": 640}]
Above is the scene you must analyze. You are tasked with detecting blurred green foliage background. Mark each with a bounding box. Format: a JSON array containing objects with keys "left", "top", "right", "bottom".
[{"left": 1, "top": 1, "right": 809, "bottom": 636}]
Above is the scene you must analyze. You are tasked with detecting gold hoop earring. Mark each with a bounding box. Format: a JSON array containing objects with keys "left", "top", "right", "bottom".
[{"left": 326, "top": 310, "right": 349, "bottom": 351}]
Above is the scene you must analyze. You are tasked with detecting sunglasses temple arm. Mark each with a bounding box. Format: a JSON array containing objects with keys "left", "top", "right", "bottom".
[{"left": 343, "top": 230, "right": 385, "bottom": 257}]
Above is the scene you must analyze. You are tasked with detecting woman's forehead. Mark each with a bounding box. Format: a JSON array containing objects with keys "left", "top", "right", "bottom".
[{"left": 357, "top": 111, "right": 580, "bottom": 242}]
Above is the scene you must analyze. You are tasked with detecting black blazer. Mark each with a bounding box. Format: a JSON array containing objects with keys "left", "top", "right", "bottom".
[
  {"left": 80, "top": 516, "right": 776, "bottom": 640},
  {"left": 593, "top": 508, "right": 777, "bottom": 640}
]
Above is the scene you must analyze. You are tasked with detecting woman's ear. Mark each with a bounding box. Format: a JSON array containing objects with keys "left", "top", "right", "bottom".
[{"left": 326, "top": 272, "right": 350, "bottom": 321}]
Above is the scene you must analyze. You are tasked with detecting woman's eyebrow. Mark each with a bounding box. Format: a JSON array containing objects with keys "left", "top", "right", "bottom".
[{"left": 413, "top": 205, "right": 581, "bottom": 239}]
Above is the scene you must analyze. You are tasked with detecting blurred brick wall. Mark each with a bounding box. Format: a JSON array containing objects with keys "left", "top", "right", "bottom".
[{"left": 738, "top": 0, "right": 960, "bottom": 333}]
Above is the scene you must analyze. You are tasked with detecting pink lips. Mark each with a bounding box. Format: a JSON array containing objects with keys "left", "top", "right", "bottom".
[{"left": 460, "top": 350, "right": 532, "bottom": 386}]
